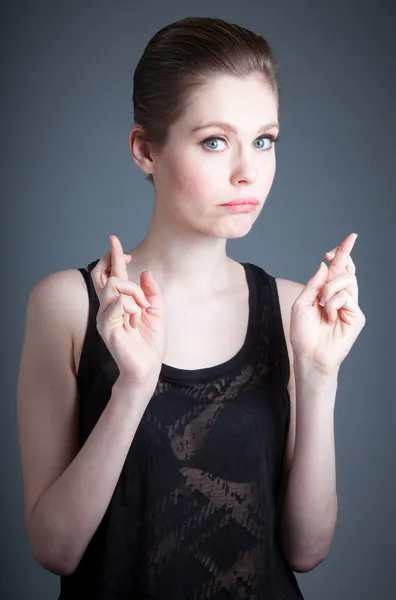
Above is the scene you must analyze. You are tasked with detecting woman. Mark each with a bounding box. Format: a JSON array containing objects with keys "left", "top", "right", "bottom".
[{"left": 17, "top": 16, "right": 365, "bottom": 599}]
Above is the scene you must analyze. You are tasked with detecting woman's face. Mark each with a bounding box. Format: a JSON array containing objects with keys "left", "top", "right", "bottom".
[{"left": 149, "top": 73, "right": 279, "bottom": 239}]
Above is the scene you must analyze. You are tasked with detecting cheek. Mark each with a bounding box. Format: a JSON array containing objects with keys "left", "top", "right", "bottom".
[
  {"left": 162, "top": 146, "right": 276, "bottom": 201},
  {"left": 264, "top": 160, "right": 276, "bottom": 189},
  {"left": 168, "top": 153, "right": 209, "bottom": 199}
]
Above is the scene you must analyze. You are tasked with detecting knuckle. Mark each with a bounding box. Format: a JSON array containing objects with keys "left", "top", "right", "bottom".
[
  {"left": 125, "top": 298, "right": 139, "bottom": 314},
  {"left": 321, "top": 284, "right": 330, "bottom": 299},
  {"left": 102, "top": 290, "right": 118, "bottom": 309},
  {"left": 347, "top": 263, "right": 356, "bottom": 274}
]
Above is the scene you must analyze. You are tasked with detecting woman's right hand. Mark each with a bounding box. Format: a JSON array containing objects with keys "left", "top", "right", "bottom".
[{"left": 91, "top": 235, "right": 167, "bottom": 388}]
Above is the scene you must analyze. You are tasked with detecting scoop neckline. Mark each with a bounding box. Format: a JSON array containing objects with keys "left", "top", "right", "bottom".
[{"left": 160, "top": 262, "right": 258, "bottom": 383}]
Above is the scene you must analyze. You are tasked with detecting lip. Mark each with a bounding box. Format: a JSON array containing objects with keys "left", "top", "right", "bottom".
[
  {"left": 220, "top": 198, "right": 259, "bottom": 206},
  {"left": 220, "top": 203, "right": 257, "bottom": 213}
]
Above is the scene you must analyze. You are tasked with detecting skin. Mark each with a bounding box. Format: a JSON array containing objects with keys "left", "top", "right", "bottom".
[
  {"left": 100, "top": 74, "right": 365, "bottom": 571},
  {"left": 125, "top": 72, "right": 280, "bottom": 296},
  {"left": 290, "top": 231, "right": 365, "bottom": 375},
  {"left": 17, "top": 70, "right": 365, "bottom": 577}
]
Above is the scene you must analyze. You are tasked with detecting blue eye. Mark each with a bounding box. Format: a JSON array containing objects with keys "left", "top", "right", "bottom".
[
  {"left": 200, "top": 134, "right": 279, "bottom": 152},
  {"left": 201, "top": 137, "right": 227, "bottom": 151}
]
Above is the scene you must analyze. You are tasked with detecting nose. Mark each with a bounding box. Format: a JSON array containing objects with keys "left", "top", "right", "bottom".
[{"left": 230, "top": 150, "right": 259, "bottom": 185}]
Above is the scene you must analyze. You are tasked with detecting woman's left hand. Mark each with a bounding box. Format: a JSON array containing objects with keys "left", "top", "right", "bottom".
[{"left": 290, "top": 232, "right": 366, "bottom": 376}]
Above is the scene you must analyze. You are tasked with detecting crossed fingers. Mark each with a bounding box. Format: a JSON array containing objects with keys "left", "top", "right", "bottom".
[
  {"left": 325, "top": 233, "right": 358, "bottom": 277},
  {"left": 319, "top": 233, "right": 359, "bottom": 313}
]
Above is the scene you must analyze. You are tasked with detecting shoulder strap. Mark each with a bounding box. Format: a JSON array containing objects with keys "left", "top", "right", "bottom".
[
  {"left": 266, "top": 273, "right": 291, "bottom": 390},
  {"left": 76, "top": 259, "right": 100, "bottom": 381},
  {"left": 245, "top": 263, "right": 290, "bottom": 389}
]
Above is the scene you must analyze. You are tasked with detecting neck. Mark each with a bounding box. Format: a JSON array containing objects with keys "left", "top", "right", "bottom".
[{"left": 126, "top": 202, "right": 234, "bottom": 296}]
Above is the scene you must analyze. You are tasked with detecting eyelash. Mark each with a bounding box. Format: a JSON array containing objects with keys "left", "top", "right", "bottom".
[{"left": 200, "top": 133, "right": 280, "bottom": 152}]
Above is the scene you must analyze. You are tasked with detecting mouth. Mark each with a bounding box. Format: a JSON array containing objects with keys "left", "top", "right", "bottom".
[
  {"left": 219, "top": 203, "right": 258, "bottom": 212},
  {"left": 220, "top": 197, "right": 259, "bottom": 207}
]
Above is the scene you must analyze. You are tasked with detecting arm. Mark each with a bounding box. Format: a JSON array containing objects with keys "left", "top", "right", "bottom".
[
  {"left": 17, "top": 271, "right": 152, "bottom": 576},
  {"left": 279, "top": 360, "right": 338, "bottom": 572},
  {"left": 275, "top": 278, "right": 338, "bottom": 572}
]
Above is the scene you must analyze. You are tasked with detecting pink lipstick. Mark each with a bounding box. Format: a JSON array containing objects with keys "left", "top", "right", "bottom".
[{"left": 220, "top": 197, "right": 259, "bottom": 211}]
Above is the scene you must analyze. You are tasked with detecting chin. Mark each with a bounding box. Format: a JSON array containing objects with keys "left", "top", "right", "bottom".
[{"left": 210, "top": 219, "right": 255, "bottom": 239}]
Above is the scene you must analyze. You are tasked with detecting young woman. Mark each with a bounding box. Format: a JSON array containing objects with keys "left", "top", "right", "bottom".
[{"left": 17, "top": 16, "right": 365, "bottom": 600}]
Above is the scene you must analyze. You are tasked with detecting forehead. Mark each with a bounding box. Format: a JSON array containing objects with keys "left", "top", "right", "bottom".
[{"left": 178, "top": 73, "right": 278, "bottom": 131}]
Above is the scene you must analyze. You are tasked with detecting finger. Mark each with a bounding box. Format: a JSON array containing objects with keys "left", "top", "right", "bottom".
[
  {"left": 97, "top": 294, "right": 141, "bottom": 335},
  {"left": 98, "top": 277, "right": 151, "bottom": 318},
  {"left": 91, "top": 250, "right": 112, "bottom": 297},
  {"left": 327, "top": 233, "right": 358, "bottom": 279},
  {"left": 294, "top": 261, "right": 329, "bottom": 308},
  {"left": 329, "top": 233, "right": 357, "bottom": 271},
  {"left": 324, "top": 290, "right": 351, "bottom": 323},
  {"left": 110, "top": 235, "right": 129, "bottom": 281},
  {"left": 138, "top": 269, "right": 164, "bottom": 315},
  {"left": 91, "top": 248, "right": 133, "bottom": 300},
  {"left": 325, "top": 248, "right": 356, "bottom": 274},
  {"left": 118, "top": 295, "right": 143, "bottom": 330},
  {"left": 105, "top": 253, "right": 132, "bottom": 279},
  {"left": 319, "top": 272, "right": 358, "bottom": 306},
  {"left": 324, "top": 290, "right": 365, "bottom": 327}
]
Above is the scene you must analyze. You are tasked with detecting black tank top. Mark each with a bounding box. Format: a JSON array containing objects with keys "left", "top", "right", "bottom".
[{"left": 59, "top": 260, "right": 304, "bottom": 599}]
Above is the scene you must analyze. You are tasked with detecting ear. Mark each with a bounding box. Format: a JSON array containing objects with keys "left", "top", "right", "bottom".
[{"left": 129, "top": 126, "right": 155, "bottom": 176}]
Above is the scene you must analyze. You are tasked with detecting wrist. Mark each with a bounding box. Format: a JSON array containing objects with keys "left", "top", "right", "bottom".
[
  {"left": 293, "top": 358, "right": 339, "bottom": 386},
  {"left": 112, "top": 375, "right": 154, "bottom": 406}
]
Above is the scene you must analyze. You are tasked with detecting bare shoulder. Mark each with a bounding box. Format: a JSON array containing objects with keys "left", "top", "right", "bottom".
[
  {"left": 30, "top": 268, "right": 90, "bottom": 376},
  {"left": 31, "top": 267, "right": 88, "bottom": 305}
]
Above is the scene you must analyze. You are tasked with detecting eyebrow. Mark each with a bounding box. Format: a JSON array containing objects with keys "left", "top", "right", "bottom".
[{"left": 191, "top": 120, "right": 280, "bottom": 134}]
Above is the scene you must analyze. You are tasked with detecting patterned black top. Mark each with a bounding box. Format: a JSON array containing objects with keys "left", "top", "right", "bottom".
[{"left": 59, "top": 260, "right": 304, "bottom": 599}]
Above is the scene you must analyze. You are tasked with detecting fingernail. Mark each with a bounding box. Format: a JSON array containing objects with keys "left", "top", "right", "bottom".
[{"left": 143, "top": 299, "right": 151, "bottom": 307}]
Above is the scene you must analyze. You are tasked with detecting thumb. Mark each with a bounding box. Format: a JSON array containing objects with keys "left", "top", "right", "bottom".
[
  {"left": 299, "top": 262, "right": 328, "bottom": 307},
  {"left": 140, "top": 270, "right": 164, "bottom": 315}
]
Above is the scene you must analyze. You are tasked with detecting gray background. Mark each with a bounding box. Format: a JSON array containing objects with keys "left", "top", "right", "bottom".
[{"left": 2, "top": 0, "right": 395, "bottom": 598}]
